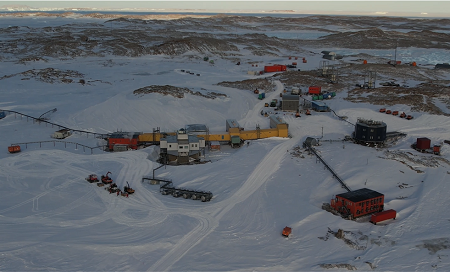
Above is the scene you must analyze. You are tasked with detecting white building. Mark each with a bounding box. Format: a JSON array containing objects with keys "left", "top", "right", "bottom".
[{"left": 160, "top": 128, "right": 205, "bottom": 164}]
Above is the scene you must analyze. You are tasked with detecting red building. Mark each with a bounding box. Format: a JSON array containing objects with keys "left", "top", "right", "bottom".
[
  {"left": 331, "top": 188, "right": 384, "bottom": 219},
  {"left": 107, "top": 132, "right": 142, "bottom": 151}
]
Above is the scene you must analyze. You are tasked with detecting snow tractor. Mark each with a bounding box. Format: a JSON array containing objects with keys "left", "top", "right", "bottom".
[
  {"left": 124, "top": 181, "right": 135, "bottom": 194},
  {"left": 305, "top": 109, "right": 311, "bottom": 115},
  {"left": 379, "top": 108, "right": 386, "bottom": 113},
  {"left": 86, "top": 174, "right": 99, "bottom": 183},
  {"left": 282, "top": 226, "right": 292, "bottom": 237},
  {"left": 101, "top": 172, "right": 113, "bottom": 184},
  {"left": 400, "top": 112, "right": 406, "bottom": 118}
]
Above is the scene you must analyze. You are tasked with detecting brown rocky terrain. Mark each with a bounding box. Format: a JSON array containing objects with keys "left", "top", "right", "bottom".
[{"left": 1, "top": 12, "right": 449, "bottom": 113}]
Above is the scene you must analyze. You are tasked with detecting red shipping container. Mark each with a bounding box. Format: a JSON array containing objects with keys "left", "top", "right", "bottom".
[
  {"left": 264, "top": 65, "right": 286, "bottom": 73},
  {"left": 370, "top": 209, "right": 396, "bottom": 224},
  {"left": 433, "top": 145, "right": 441, "bottom": 153},
  {"left": 8, "top": 145, "right": 21, "bottom": 153},
  {"left": 416, "top": 137, "right": 431, "bottom": 150},
  {"left": 308, "top": 86, "right": 321, "bottom": 94},
  {"left": 292, "top": 62, "right": 297, "bottom": 65}
]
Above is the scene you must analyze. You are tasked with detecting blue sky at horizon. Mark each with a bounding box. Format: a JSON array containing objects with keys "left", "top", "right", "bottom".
[{"left": 0, "top": 1, "right": 449, "bottom": 14}]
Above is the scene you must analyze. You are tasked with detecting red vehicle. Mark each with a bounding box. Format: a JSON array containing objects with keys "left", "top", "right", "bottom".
[
  {"left": 370, "top": 209, "right": 396, "bottom": 225},
  {"left": 386, "top": 110, "right": 392, "bottom": 114},
  {"left": 282, "top": 226, "right": 292, "bottom": 237},
  {"left": 101, "top": 172, "right": 113, "bottom": 184},
  {"left": 400, "top": 112, "right": 406, "bottom": 118},
  {"left": 406, "top": 115, "right": 413, "bottom": 120},
  {"left": 86, "top": 174, "right": 99, "bottom": 183},
  {"left": 379, "top": 108, "right": 386, "bottom": 113},
  {"left": 392, "top": 111, "right": 399, "bottom": 116}
]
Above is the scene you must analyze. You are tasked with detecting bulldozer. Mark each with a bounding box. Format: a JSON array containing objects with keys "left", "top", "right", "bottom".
[
  {"left": 124, "top": 181, "right": 135, "bottom": 194},
  {"left": 86, "top": 174, "right": 99, "bottom": 183},
  {"left": 101, "top": 172, "right": 113, "bottom": 184}
]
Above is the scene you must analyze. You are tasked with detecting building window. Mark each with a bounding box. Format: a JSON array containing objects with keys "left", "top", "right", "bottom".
[
  {"left": 370, "top": 129, "right": 374, "bottom": 132},
  {"left": 195, "top": 144, "right": 198, "bottom": 147},
  {"left": 169, "top": 145, "right": 171, "bottom": 148},
  {"left": 371, "top": 199, "right": 373, "bottom": 205},
  {"left": 366, "top": 201, "right": 369, "bottom": 206},
  {"left": 370, "top": 136, "right": 373, "bottom": 140},
  {"left": 179, "top": 146, "right": 183, "bottom": 149}
]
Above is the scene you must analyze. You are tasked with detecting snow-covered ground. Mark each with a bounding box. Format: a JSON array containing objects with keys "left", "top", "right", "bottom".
[{"left": 1, "top": 15, "right": 450, "bottom": 271}]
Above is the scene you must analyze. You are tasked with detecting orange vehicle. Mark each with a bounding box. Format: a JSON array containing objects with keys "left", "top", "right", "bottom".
[
  {"left": 86, "top": 174, "right": 99, "bottom": 183},
  {"left": 282, "top": 226, "right": 292, "bottom": 237},
  {"left": 101, "top": 172, "right": 113, "bottom": 184},
  {"left": 295, "top": 112, "right": 301, "bottom": 118},
  {"left": 386, "top": 110, "right": 392, "bottom": 114},
  {"left": 253, "top": 89, "right": 259, "bottom": 94},
  {"left": 379, "top": 108, "right": 386, "bottom": 113},
  {"left": 400, "top": 112, "right": 406, "bottom": 118},
  {"left": 305, "top": 109, "right": 311, "bottom": 115},
  {"left": 8, "top": 145, "right": 21, "bottom": 153},
  {"left": 406, "top": 115, "right": 413, "bottom": 120},
  {"left": 392, "top": 111, "right": 399, "bottom": 116}
]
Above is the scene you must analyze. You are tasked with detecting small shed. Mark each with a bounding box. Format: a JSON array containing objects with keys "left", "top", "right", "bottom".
[
  {"left": 281, "top": 94, "right": 300, "bottom": 112},
  {"left": 210, "top": 141, "right": 220, "bottom": 151},
  {"left": 416, "top": 137, "right": 431, "bottom": 150},
  {"left": 52, "top": 128, "right": 72, "bottom": 139},
  {"left": 311, "top": 101, "right": 329, "bottom": 112}
]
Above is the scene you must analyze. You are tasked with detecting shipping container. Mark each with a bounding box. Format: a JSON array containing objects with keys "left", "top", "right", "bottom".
[
  {"left": 433, "top": 145, "right": 441, "bottom": 154},
  {"left": 416, "top": 137, "right": 431, "bottom": 150},
  {"left": 8, "top": 145, "right": 21, "bottom": 153},
  {"left": 370, "top": 209, "right": 396, "bottom": 225},
  {"left": 312, "top": 101, "right": 329, "bottom": 112},
  {"left": 308, "top": 86, "right": 321, "bottom": 94},
  {"left": 318, "top": 95, "right": 323, "bottom": 100},
  {"left": 331, "top": 92, "right": 336, "bottom": 97},
  {"left": 258, "top": 93, "right": 266, "bottom": 100},
  {"left": 312, "top": 95, "right": 319, "bottom": 101},
  {"left": 264, "top": 65, "right": 286, "bottom": 73}
]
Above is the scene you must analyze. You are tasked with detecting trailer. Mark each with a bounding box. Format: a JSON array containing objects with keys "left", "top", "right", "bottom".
[
  {"left": 8, "top": 145, "right": 21, "bottom": 153},
  {"left": 370, "top": 209, "right": 396, "bottom": 225},
  {"left": 143, "top": 176, "right": 213, "bottom": 202}
]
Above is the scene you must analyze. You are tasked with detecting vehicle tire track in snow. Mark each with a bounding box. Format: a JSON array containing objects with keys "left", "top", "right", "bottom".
[{"left": 148, "top": 138, "right": 296, "bottom": 271}]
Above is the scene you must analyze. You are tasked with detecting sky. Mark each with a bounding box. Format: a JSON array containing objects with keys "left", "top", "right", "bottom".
[{"left": 1, "top": 1, "right": 449, "bottom": 15}]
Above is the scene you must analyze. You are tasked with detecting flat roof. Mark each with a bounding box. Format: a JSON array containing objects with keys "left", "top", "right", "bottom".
[
  {"left": 337, "top": 188, "right": 383, "bottom": 203},
  {"left": 282, "top": 94, "right": 300, "bottom": 101},
  {"left": 312, "top": 101, "right": 328, "bottom": 107},
  {"left": 226, "top": 119, "right": 240, "bottom": 128}
]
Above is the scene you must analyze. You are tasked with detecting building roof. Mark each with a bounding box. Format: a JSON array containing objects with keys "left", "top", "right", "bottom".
[
  {"left": 312, "top": 101, "right": 328, "bottom": 107},
  {"left": 356, "top": 118, "right": 386, "bottom": 128},
  {"left": 269, "top": 115, "right": 286, "bottom": 125},
  {"left": 185, "top": 124, "right": 208, "bottom": 133},
  {"left": 226, "top": 119, "right": 240, "bottom": 128},
  {"left": 109, "top": 132, "right": 142, "bottom": 139},
  {"left": 337, "top": 188, "right": 383, "bottom": 202},
  {"left": 282, "top": 94, "right": 300, "bottom": 101}
]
